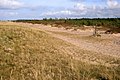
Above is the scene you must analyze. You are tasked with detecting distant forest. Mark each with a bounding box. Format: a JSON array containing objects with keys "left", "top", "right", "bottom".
[{"left": 14, "top": 18, "right": 120, "bottom": 33}]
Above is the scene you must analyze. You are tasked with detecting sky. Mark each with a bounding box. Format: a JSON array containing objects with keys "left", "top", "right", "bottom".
[{"left": 0, "top": 0, "right": 120, "bottom": 20}]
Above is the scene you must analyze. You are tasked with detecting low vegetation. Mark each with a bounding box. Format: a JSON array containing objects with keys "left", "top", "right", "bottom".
[
  {"left": 14, "top": 18, "right": 120, "bottom": 33},
  {"left": 0, "top": 22, "right": 120, "bottom": 80}
]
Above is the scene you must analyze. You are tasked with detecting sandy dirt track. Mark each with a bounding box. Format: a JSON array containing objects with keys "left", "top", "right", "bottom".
[{"left": 29, "top": 23, "right": 120, "bottom": 57}]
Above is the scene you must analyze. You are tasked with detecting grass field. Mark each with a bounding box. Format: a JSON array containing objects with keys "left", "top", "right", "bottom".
[{"left": 0, "top": 22, "right": 120, "bottom": 80}]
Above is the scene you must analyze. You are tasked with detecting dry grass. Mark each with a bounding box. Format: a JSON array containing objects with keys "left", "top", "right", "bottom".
[{"left": 0, "top": 22, "right": 120, "bottom": 80}]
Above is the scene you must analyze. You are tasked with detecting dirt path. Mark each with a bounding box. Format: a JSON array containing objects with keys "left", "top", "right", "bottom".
[
  {"left": 13, "top": 22, "right": 120, "bottom": 57},
  {"left": 30, "top": 24, "right": 120, "bottom": 57}
]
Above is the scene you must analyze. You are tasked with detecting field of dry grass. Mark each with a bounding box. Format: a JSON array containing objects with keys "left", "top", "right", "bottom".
[{"left": 0, "top": 22, "right": 120, "bottom": 80}]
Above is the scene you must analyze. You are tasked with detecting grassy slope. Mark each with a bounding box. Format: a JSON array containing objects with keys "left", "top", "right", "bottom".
[{"left": 0, "top": 23, "right": 120, "bottom": 80}]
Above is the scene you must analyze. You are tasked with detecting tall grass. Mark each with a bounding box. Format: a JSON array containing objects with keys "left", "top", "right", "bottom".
[{"left": 0, "top": 23, "right": 120, "bottom": 80}]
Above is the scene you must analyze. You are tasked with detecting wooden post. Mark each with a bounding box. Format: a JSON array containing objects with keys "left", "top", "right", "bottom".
[{"left": 93, "top": 26, "right": 97, "bottom": 36}]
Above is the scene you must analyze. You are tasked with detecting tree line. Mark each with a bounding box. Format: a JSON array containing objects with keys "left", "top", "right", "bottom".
[{"left": 14, "top": 18, "right": 120, "bottom": 33}]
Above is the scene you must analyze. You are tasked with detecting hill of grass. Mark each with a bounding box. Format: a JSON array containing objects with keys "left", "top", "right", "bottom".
[{"left": 0, "top": 22, "right": 120, "bottom": 80}]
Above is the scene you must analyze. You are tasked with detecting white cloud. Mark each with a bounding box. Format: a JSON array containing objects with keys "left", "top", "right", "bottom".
[
  {"left": 41, "top": 10, "right": 74, "bottom": 16},
  {"left": 0, "top": 0, "right": 120, "bottom": 19},
  {"left": 74, "top": 3, "right": 86, "bottom": 10},
  {"left": 70, "top": 0, "right": 85, "bottom": 2},
  {"left": 9, "top": 12, "right": 18, "bottom": 15},
  {"left": 0, "top": 11, "right": 18, "bottom": 16},
  {"left": 41, "top": 1, "right": 120, "bottom": 18},
  {"left": 0, "top": 0, "right": 24, "bottom": 9},
  {"left": 107, "top": 0, "right": 119, "bottom": 8}
]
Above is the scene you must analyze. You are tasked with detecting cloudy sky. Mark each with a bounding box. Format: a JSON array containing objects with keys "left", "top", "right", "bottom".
[{"left": 0, "top": 0, "right": 120, "bottom": 20}]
